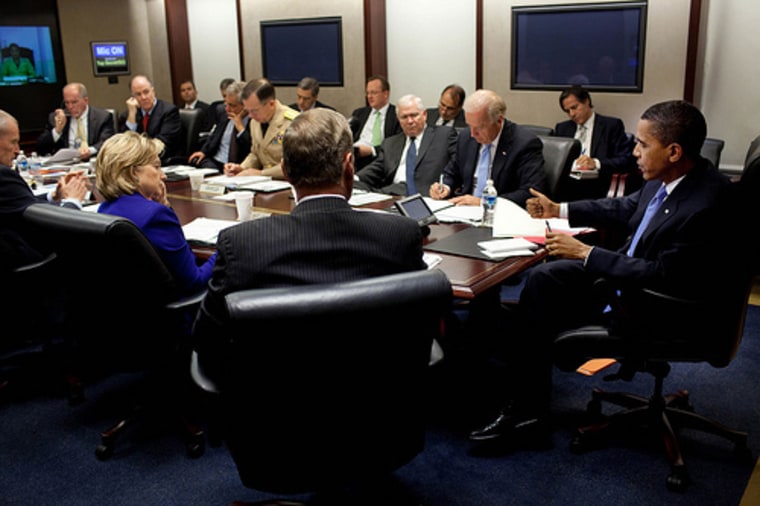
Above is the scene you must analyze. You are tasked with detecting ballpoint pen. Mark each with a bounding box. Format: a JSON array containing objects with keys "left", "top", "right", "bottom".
[
  {"left": 438, "top": 174, "right": 444, "bottom": 197},
  {"left": 545, "top": 220, "right": 552, "bottom": 232}
]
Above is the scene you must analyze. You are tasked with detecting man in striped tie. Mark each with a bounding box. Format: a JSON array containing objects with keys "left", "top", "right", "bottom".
[{"left": 469, "top": 100, "right": 739, "bottom": 453}]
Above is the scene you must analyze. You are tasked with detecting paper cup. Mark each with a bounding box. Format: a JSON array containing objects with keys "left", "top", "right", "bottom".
[
  {"left": 189, "top": 172, "right": 204, "bottom": 191},
  {"left": 234, "top": 192, "right": 254, "bottom": 221}
]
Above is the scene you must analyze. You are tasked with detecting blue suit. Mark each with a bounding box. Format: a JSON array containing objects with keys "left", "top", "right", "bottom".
[
  {"left": 441, "top": 120, "right": 546, "bottom": 207},
  {"left": 99, "top": 193, "right": 216, "bottom": 295}
]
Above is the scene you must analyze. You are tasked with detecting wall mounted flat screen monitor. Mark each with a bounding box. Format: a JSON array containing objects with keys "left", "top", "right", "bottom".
[
  {"left": 261, "top": 17, "right": 343, "bottom": 86},
  {"left": 511, "top": 2, "right": 647, "bottom": 92},
  {"left": 91, "top": 41, "right": 129, "bottom": 76},
  {"left": 0, "top": 25, "right": 58, "bottom": 85}
]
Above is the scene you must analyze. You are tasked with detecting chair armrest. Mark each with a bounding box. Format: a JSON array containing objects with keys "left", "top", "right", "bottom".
[
  {"left": 190, "top": 349, "right": 221, "bottom": 394},
  {"left": 166, "top": 289, "right": 207, "bottom": 311}
]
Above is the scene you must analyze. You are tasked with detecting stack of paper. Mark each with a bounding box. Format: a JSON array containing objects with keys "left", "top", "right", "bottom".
[
  {"left": 435, "top": 204, "right": 482, "bottom": 224},
  {"left": 476, "top": 237, "right": 539, "bottom": 259},
  {"left": 205, "top": 174, "right": 272, "bottom": 188},
  {"left": 182, "top": 217, "right": 239, "bottom": 245}
]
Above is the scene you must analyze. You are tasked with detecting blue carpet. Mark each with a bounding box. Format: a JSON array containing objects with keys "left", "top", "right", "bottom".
[{"left": 2, "top": 306, "right": 759, "bottom": 505}]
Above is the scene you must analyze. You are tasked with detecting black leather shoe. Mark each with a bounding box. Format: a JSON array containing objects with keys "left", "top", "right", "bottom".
[{"left": 469, "top": 404, "right": 552, "bottom": 448}]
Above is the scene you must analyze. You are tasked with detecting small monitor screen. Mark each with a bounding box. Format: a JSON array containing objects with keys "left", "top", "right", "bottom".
[
  {"left": 395, "top": 195, "right": 437, "bottom": 227},
  {"left": 0, "top": 26, "right": 58, "bottom": 85},
  {"left": 90, "top": 41, "right": 129, "bottom": 76}
]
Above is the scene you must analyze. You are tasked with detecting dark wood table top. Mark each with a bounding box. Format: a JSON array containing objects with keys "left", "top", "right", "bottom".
[{"left": 165, "top": 179, "right": 546, "bottom": 299}]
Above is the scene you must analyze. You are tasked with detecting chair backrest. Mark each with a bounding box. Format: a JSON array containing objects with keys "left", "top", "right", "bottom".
[
  {"left": 178, "top": 108, "right": 204, "bottom": 158},
  {"left": 701, "top": 137, "right": 725, "bottom": 170},
  {"left": 193, "top": 269, "right": 452, "bottom": 494},
  {"left": 105, "top": 108, "right": 119, "bottom": 134},
  {"left": 22, "top": 204, "right": 180, "bottom": 344},
  {"left": 522, "top": 124, "right": 554, "bottom": 137},
  {"left": 538, "top": 135, "right": 581, "bottom": 201}
]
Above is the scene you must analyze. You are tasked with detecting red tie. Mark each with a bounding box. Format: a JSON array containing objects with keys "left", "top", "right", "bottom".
[{"left": 142, "top": 112, "right": 149, "bottom": 132}]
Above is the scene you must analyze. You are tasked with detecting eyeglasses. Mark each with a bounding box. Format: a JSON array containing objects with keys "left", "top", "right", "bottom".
[
  {"left": 366, "top": 90, "right": 384, "bottom": 96},
  {"left": 439, "top": 102, "right": 459, "bottom": 112}
]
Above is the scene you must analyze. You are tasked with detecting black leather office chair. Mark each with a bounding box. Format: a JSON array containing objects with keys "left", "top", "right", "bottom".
[
  {"left": 0, "top": 251, "right": 64, "bottom": 395},
  {"left": 538, "top": 135, "right": 581, "bottom": 201},
  {"left": 22, "top": 203, "right": 207, "bottom": 460},
  {"left": 553, "top": 258, "right": 754, "bottom": 491},
  {"left": 700, "top": 137, "right": 725, "bottom": 171},
  {"left": 167, "top": 108, "right": 204, "bottom": 165},
  {"left": 191, "top": 269, "right": 452, "bottom": 501},
  {"left": 522, "top": 124, "right": 554, "bottom": 137}
]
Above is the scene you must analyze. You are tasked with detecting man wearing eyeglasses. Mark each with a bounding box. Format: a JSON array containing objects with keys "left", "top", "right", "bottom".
[
  {"left": 427, "top": 84, "right": 467, "bottom": 130},
  {"left": 355, "top": 94, "right": 456, "bottom": 197},
  {"left": 348, "top": 75, "right": 402, "bottom": 171}
]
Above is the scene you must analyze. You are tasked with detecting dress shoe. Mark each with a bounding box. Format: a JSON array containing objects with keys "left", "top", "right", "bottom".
[{"left": 469, "top": 404, "right": 552, "bottom": 449}]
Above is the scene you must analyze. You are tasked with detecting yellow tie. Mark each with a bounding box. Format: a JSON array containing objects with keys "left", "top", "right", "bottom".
[{"left": 77, "top": 118, "right": 88, "bottom": 150}]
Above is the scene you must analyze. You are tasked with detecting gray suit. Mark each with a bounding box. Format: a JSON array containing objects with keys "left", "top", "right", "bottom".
[
  {"left": 36, "top": 106, "right": 115, "bottom": 156},
  {"left": 355, "top": 125, "right": 457, "bottom": 197}
]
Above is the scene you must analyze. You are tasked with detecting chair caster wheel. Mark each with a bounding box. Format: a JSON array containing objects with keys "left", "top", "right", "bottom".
[
  {"left": 569, "top": 435, "right": 589, "bottom": 454},
  {"left": 666, "top": 465, "right": 690, "bottom": 492},
  {"left": 186, "top": 436, "right": 205, "bottom": 458},
  {"left": 95, "top": 443, "right": 113, "bottom": 461}
]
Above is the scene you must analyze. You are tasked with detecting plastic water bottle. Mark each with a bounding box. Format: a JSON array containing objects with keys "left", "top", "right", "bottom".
[
  {"left": 16, "top": 150, "right": 28, "bottom": 172},
  {"left": 29, "top": 151, "right": 43, "bottom": 184},
  {"left": 481, "top": 179, "right": 498, "bottom": 227}
]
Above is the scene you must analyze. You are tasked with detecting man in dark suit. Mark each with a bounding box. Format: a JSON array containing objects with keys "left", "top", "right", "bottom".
[
  {"left": 1, "top": 110, "right": 88, "bottom": 269},
  {"left": 288, "top": 76, "right": 336, "bottom": 112},
  {"left": 355, "top": 94, "right": 456, "bottom": 197},
  {"left": 554, "top": 85, "right": 639, "bottom": 199},
  {"left": 348, "top": 75, "right": 402, "bottom": 171},
  {"left": 121, "top": 74, "right": 182, "bottom": 165},
  {"left": 193, "top": 108, "right": 426, "bottom": 340},
  {"left": 469, "top": 100, "right": 736, "bottom": 451},
  {"left": 426, "top": 84, "right": 467, "bottom": 130},
  {"left": 179, "top": 79, "right": 213, "bottom": 133},
  {"left": 187, "top": 81, "right": 251, "bottom": 171},
  {"left": 36, "top": 82, "right": 115, "bottom": 160},
  {"left": 429, "top": 89, "right": 546, "bottom": 208}
]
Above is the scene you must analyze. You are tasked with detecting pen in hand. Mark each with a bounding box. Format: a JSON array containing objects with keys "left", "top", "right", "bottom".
[
  {"left": 438, "top": 174, "right": 445, "bottom": 197},
  {"left": 545, "top": 220, "right": 552, "bottom": 232}
]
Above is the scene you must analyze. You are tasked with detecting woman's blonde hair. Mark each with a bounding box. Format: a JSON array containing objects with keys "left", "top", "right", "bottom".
[{"left": 95, "top": 131, "right": 164, "bottom": 201}]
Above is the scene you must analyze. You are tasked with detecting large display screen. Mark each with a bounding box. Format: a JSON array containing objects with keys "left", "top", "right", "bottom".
[
  {"left": 261, "top": 17, "right": 343, "bottom": 86},
  {"left": 511, "top": 2, "right": 647, "bottom": 92}
]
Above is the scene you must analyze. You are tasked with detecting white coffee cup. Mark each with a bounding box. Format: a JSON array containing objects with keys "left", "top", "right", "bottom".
[
  {"left": 234, "top": 192, "right": 254, "bottom": 221},
  {"left": 189, "top": 172, "right": 204, "bottom": 191}
]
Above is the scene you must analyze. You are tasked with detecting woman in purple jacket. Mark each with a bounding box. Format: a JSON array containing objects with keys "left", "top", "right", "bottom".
[{"left": 95, "top": 131, "right": 216, "bottom": 295}]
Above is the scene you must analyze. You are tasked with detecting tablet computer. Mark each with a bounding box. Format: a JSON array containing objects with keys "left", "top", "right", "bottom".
[{"left": 394, "top": 193, "right": 438, "bottom": 227}]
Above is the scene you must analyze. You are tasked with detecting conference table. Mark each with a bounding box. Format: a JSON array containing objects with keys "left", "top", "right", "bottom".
[{"left": 164, "top": 179, "right": 548, "bottom": 300}]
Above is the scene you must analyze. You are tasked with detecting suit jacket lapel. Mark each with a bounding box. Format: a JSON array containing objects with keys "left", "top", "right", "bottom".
[{"left": 490, "top": 120, "right": 511, "bottom": 182}]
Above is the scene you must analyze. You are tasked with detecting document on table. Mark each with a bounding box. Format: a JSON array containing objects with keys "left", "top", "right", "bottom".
[
  {"left": 205, "top": 174, "right": 272, "bottom": 188},
  {"left": 182, "top": 217, "right": 239, "bottom": 246},
  {"left": 434, "top": 204, "right": 482, "bottom": 224},
  {"left": 476, "top": 237, "right": 539, "bottom": 259},
  {"left": 236, "top": 180, "right": 292, "bottom": 193},
  {"left": 42, "top": 148, "right": 80, "bottom": 165},
  {"left": 492, "top": 197, "right": 593, "bottom": 241},
  {"left": 348, "top": 191, "right": 393, "bottom": 206}
]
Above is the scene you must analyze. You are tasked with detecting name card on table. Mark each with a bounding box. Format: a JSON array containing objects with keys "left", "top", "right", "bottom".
[{"left": 199, "top": 183, "right": 227, "bottom": 196}]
